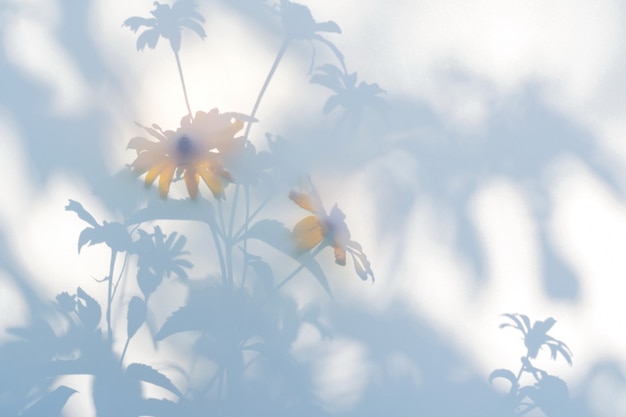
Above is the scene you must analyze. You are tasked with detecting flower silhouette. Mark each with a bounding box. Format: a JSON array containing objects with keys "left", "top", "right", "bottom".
[
  {"left": 500, "top": 314, "right": 573, "bottom": 365},
  {"left": 128, "top": 109, "right": 246, "bottom": 199},
  {"left": 123, "top": 0, "right": 206, "bottom": 53},
  {"left": 289, "top": 179, "right": 374, "bottom": 282},
  {"left": 311, "top": 63, "right": 387, "bottom": 125},
  {"left": 65, "top": 200, "right": 132, "bottom": 253},
  {"left": 135, "top": 226, "right": 192, "bottom": 297},
  {"left": 279, "top": 0, "right": 345, "bottom": 72},
  {"left": 123, "top": 0, "right": 206, "bottom": 118}
]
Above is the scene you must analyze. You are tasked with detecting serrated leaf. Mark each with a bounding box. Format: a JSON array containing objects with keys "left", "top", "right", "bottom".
[
  {"left": 127, "top": 296, "right": 147, "bottom": 339},
  {"left": 243, "top": 219, "right": 293, "bottom": 254},
  {"left": 126, "top": 363, "right": 183, "bottom": 398},
  {"left": 155, "top": 305, "right": 199, "bottom": 341}
]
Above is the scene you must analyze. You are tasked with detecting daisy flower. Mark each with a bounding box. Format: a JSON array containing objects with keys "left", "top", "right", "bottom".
[
  {"left": 289, "top": 179, "right": 374, "bottom": 282},
  {"left": 128, "top": 109, "right": 245, "bottom": 199}
]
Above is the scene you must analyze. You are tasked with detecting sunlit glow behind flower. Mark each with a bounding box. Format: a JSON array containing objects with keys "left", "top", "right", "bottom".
[{"left": 127, "top": 108, "right": 245, "bottom": 199}]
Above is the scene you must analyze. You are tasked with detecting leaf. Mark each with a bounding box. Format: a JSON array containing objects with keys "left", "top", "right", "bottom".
[
  {"left": 20, "top": 385, "right": 77, "bottom": 417},
  {"left": 77, "top": 227, "right": 98, "bottom": 253},
  {"left": 126, "top": 363, "right": 183, "bottom": 398},
  {"left": 155, "top": 305, "right": 199, "bottom": 341},
  {"left": 243, "top": 219, "right": 294, "bottom": 254},
  {"left": 248, "top": 258, "right": 274, "bottom": 289},
  {"left": 488, "top": 369, "right": 517, "bottom": 388},
  {"left": 295, "top": 252, "right": 333, "bottom": 297},
  {"left": 127, "top": 296, "right": 147, "bottom": 339},
  {"left": 76, "top": 287, "right": 102, "bottom": 330},
  {"left": 137, "top": 267, "right": 162, "bottom": 298},
  {"left": 65, "top": 199, "right": 99, "bottom": 227}
]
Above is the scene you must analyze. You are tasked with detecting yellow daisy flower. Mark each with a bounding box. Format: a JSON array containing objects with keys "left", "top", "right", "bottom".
[
  {"left": 128, "top": 109, "right": 245, "bottom": 199},
  {"left": 289, "top": 181, "right": 374, "bottom": 282}
]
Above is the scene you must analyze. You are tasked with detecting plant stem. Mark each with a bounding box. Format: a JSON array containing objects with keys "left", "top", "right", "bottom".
[
  {"left": 243, "top": 38, "right": 291, "bottom": 140},
  {"left": 106, "top": 249, "right": 118, "bottom": 342},
  {"left": 274, "top": 244, "right": 324, "bottom": 291},
  {"left": 111, "top": 252, "right": 129, "bottom": 300},
  {"left": 120, "top": 336, "right": 131, "bottom": 365},
  {"left": 240, "top": 184, "right": 250, "bottom": 289},
  {"left": 233, "top": 193, "right": 273, "bottom": 242},
  {"left": 208, "top": 222, "right": 228, "bottom": 288},
  {"left": 174, "top": 49, "right": 193, "bottom": 120}
]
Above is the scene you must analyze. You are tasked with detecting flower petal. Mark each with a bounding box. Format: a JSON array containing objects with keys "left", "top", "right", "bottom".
[
  {"left": 184, "top": 170, "right": 199, "bottom": 199},
  {"left": 131, "top": 152, "right": 164, "bottom": 175},
  {"left": 289, "top": 191, "right": 316, "bottom": 213},
  {"left": 293, "top": 215, "right": 325, "bottom": 250},
  {"left": 198, "top": 166, "right": 225, "bottom": 197},
  {"left": 158, "top": 164, "right": 176, "bottom": 198},
  {"left": 144, "top": 160, "right": 169, "bottom": 185},
  {"left": 333, "top": 243, "right": 346, "bottom": 265}
]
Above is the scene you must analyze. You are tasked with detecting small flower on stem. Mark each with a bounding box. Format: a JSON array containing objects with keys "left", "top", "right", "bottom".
[{"left": 289, "top": 179, "right": 374, "bottom": 282}]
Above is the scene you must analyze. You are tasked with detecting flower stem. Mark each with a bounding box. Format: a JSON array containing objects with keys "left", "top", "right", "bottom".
[
  {"left": 239, "top": 184, "right": 250, "bottom": 289},
  {"left": 243, "top": 38, "right": 291, "bottom": 140},
  {"left": 174, "top": 49, "right": 193, "bottom": 120},
  {"left": 120, "top": 336, "right": 131, "bottom": 365},
  {"left": 274, "top": 244, "right": 325, "bottom": 291},
  {"left": 106, "top": 249, "right": 118, "bottom": 342},
  {"left": 208, "top": 221, "right": 228, "bottom": 288}
]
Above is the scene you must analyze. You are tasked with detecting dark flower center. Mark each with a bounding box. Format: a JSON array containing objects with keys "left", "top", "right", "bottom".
[{"left": 176, "top": 135, "right": 194, "bottom": 156}]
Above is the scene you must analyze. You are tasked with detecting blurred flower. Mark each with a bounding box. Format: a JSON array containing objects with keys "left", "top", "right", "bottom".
[
  {"left": 289, "top": 179, "right": 374, "bottom": 282},
  {"left": 123, "top": 0, "right": 206, "bottom": 52},
  {"left": 65, "top": 200, "right": 133, "bottom": 253},
  {"left": 311, "top": 64, "right": 387, "bottom": 125},
  {"left": 128, "top": 109, "right": 246, "bottom": 199},
  {"left": 279, "top": 0, "right": 345, "bottom": 72},
  {"left": 500, "top": 314, "right": 573, "bottom": 365}
]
